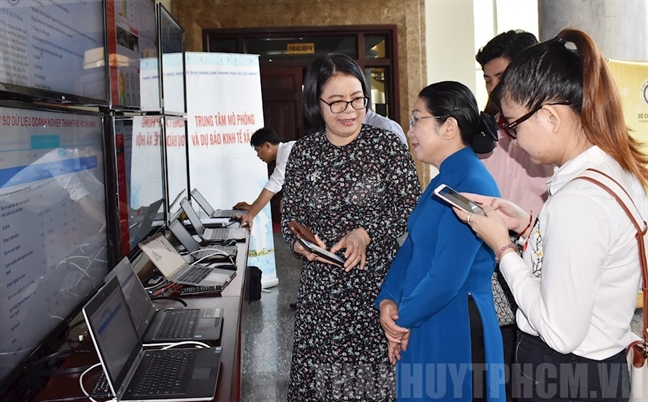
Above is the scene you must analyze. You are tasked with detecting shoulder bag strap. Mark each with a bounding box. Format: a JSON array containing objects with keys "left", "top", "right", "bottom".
[{"left": 573, "top": 168, "right": 648, "bottom": 348}]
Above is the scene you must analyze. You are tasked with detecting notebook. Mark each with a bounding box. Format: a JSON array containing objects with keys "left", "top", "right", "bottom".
[
  {"left": 132, "top": 198, "right": 165, "bottom": 247},
  {"left": 104, "top": 257, "right": 224, "bottom": 343},
  {"left": 83, "top": 276, "right": 221, "bottom": 401},
  {"left": 138, "top": 233, "right": 237, "bottom": 289},
  {"left": 191, "top": 188, "right": 245, "bottom": 218},
  {"left": 168, "top": 217, "right": 238, "bottom": 263},
  {"left": 154, "top": 189, "right": 186, "bottom": 221},
  {"left": 179, "top": 197, "right": 248, "bottom": 242}
]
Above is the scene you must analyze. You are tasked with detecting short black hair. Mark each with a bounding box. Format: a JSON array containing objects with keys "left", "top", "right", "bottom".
[
  {"left": 250, "top": 127, "right": 280, "bottom": 146},
  {"left": 475, "top": 29, "right": 538, "bottom": 68},
  {"left": 302, "top": 53, "right": 368, "bottom": 132}
]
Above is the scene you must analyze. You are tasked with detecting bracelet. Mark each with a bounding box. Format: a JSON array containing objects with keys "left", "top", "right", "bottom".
[
  {"left": 516, "top": 211, "right": 533, "bottom": 238},
  {"left": 496, "top": 243, "right": 518, "bottom": 263}
]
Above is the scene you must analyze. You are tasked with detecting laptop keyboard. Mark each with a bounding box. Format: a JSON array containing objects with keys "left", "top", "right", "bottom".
[
  {"left": 157, "top": 309, "right": 199, "bottom": 339},
  {"left": 214, "top": 209, "right": 239, "bottom": 218},
  {"left": 134, "top": 349, "right": 197, "bottom": 396},
  {"left": 175, "top": 266, "right": 212, "bottom": 284},
  {"left": 203, "top": 227, "right": 230, "bottom": 240}
]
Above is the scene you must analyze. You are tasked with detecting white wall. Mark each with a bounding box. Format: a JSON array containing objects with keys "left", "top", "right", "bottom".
[
  {"left": 538, "top": 0, "right": 647, "bottom": 61},
  {"left": 425, "top": 0, "right": 478, "bottom": 93},
  {"left": 424, "top": 0, "right": 538, "bottom": 178}
]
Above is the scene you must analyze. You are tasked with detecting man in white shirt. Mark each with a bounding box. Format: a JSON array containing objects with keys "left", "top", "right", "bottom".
[
  {"left": 234, "top": 127, "right": 295, "bottom": 231},
  {"left": 363, "top": 108, "right": 407, "bottom": 146}
]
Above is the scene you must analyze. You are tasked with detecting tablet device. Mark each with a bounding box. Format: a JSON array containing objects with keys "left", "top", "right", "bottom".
[
  {"left": 288, "top": 220, "right": 346, "bottom": 267},
  {"left": 433, "top": 184, "right": 485, "bottom": 215}
]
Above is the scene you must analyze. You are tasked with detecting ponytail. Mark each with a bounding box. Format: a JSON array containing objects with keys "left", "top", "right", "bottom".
[{"left": 557, "top": 29, "right": 648, "bottom": 188}]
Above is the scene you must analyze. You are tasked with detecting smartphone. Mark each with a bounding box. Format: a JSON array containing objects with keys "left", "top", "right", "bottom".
[
  {"left": 433, "top": 184, "right": 485, "bottom": 215},
  {"left": 288, "top": 220, "right": 346, "bottom": 267}
]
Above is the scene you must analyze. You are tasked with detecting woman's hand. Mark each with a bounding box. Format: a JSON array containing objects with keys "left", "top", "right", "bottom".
[
  {"left": 330, "top": 227, "right": 371, "bottom": 272},
  {"left": 453, "top": 194, "right": 529, "bottom": 253},
  {"left": 379, "top": 300, "right": 410, "bottom": 364},
  {"left": 460, "top": 193, "right": 530, "bottom": 234},
  {"left": 379, "top": 300, "right": 409, "bottom": 341},
  {"left": 292, "top": 234, "right": 341, "bottom": 266}
]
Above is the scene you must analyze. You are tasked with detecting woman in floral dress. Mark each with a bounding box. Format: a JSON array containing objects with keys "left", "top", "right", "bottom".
[{"left": 281, "top": 53, "right": 421, "bottom": 401}]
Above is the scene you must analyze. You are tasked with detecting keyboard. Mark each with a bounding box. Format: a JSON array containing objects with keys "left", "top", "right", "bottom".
[
  {"left": 203, "top": 227, "right": 247, "bottom": 241},
  {"left": 134, "top": 349, "right": 196, "bottom": 396},
  {"left": 212, "top": 209, "right": 239, "bottom": 218},
  {"left": 156, "top": 309, "right": 199, "bottom": 339},
  {"left": 175, "top": 266, "right": 212, "bottom": 284},
  {"left": 202, "top": 227, "right": 231, "bottom": 240}
]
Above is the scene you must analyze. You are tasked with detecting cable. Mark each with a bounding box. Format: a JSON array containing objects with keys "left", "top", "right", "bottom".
[
  {"left": 144, "top": 278, "right": 169, "bottom": 291},
  {"left": 161, "top": 341, "right": 210, "bottom": 349},
  {"left": 150, "top": 296, "right": 187, "bottom": 307},
  {"left": 151, "top": 282, "right": 176, "bottom": 297},
  {"left": 79, "top": 362, "right": 103, "bottom": 402},
  {"left": 188, "top": 249, "right": 235, "bottom": 265}
]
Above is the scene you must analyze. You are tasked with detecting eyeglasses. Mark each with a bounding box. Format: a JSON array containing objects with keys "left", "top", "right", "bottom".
[
  {"left": 319, "top": 97, "right": 368, "bottom": 114},
  {"left": 501, "top": 101, "right": 572, "bottom": 138},
  {"left": 409, "top": 114, "right": 440, "bottom": 129}
]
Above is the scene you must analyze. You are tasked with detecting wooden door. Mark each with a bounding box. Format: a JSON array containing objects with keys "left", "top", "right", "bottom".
[{"left": 260, "top": 67, "right": 304, "bottom": 228}]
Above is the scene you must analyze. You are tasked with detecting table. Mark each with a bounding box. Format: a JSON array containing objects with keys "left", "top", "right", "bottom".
[{"left": 33, "top": 238, "right": 249, "bottom": 402}]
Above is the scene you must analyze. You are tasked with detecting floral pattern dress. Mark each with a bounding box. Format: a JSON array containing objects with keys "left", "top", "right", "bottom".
[{"left": 281, "top": 125, "right": 421, "bottom": 401}]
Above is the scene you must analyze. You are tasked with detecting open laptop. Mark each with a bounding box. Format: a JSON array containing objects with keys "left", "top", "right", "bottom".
[
  {"left": 131, "top": 198, "right": 165, "bottom": 247},
  {"left": 154, "top": 189, "right": 185, "bottom": 221},
  {"left": 191, "top": 188, "right": 245, "bottom": 218},
  {"left": 83, "top": 276, "right": 221, "bottom": 401},
  {"left": 104, "top": 257, "right": 224, "bottom": 343},
  {"left": 138, "top": 233, "right": 237, "bottom": 290},
  {"left": 168, "top": 216, "right": 238, "bottom": 263},
  {"left": 179, "top": 197, "right": 248, "bottom": 242}
]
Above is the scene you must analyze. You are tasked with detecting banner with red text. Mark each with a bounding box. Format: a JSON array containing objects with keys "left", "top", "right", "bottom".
[{"left": 185, "top": 53, "right": 277, "bottom": 287}]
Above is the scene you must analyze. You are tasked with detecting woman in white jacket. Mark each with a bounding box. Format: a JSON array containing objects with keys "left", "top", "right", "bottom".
[{"left": 457, "top": 28, "right": 648, "bottom": 401}]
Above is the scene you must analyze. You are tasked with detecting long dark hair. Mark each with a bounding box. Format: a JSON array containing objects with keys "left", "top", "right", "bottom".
[
  {"left": 303, "top": 53, "right": 368, "bottom": 132},
  {"left": 492, "top": 28, "right": 648, "bottom": 187},
  {"left": 419, "top": 81, "right": 497, "bottom": 153}
]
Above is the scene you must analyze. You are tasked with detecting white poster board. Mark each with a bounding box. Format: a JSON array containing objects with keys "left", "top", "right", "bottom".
[{"left": 185, "top": 52, "right": 277, "bottom": 288}]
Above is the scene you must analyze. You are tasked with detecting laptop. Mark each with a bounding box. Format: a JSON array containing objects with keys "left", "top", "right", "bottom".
[
  {"left": 138, "top": 233, "right": 237, "bottom": 290},
  {"left": 83, "top": 276, "right": 221, "bottom": 401},
  {"left": 168, "top": 217, "right": 238, "bottom": 263},
  {"left": 154, "top": 189, "right": 186, "bottom": 221},
  {"left": 179, "top": 197, "right": 248, "bottom": 242},
  {"left": 191, "top": 188, "right": 245, "bottom": 218},
  {"left": 104, "top": 257, "right": 224, "bottom": 343},
  {"left": 132, "top": 198, "right": 165, "bottom": 247}
]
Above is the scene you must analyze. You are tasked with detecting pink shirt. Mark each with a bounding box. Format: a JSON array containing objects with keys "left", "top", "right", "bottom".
[{"left": 479, "top": 128, "right": 554, "bottom": 216}]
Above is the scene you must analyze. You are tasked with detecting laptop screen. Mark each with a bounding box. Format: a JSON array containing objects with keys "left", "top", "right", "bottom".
[
  {"left": 132, "top": 198, "right": 164, "bottom": 246},
  {"left": 169, "top": 217, "right": 200, "bottom": 253},
  {"left": 138, "top": 233, "right": 188, "bottom": 278},
  {"left": 180, "top": 197, "right": 205, "bottom": 236},
  {"left": 190, "top": 188, "right": 215, "bottom": 216},
  {"left": 104, "top": 257, "right": 156, "bottom": 338},
  {"left": 83, "top": 277, "right": 141, "bottom": 398}
]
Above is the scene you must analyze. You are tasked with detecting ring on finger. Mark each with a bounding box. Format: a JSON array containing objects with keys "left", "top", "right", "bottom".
[{"left": 466, "top": 212, "right": 473, "bottom": 224}]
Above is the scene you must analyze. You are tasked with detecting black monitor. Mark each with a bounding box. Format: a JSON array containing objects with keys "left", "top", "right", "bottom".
[
  {"left": 0, "top": 0, "right": 108, "bottom": 105},
  {"left": 158, "top": 2, "right": 186, "bottom": 115},
  {"left": 111, "top": 115, "right": 165, "bottom": 257},
  {"left": 105, "top": 0, "right": 159, "bottom": 111},
  {"left": 0, "top": 102, "right": 110, "bottom": 396}
]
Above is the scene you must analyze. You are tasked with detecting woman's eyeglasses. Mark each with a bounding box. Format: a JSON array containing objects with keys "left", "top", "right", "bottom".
[
  {"left": 501, "top": 101, "right": 572, "bottom": 139},
  {"left": 409, "top": 115, "right": 440, "bottom": 129},
  {"left": 319, "top": 97, "right": 368, "bottom": 114}
]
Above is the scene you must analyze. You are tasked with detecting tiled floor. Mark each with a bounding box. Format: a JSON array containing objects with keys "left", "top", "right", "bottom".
[{"left": 241, "top": 233, "right": 300, "bottom": 401}]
